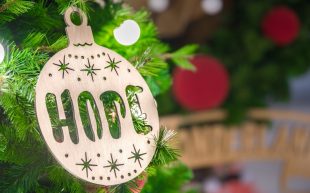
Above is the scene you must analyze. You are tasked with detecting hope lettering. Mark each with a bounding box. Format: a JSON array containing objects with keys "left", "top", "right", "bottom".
[{"left": 45, "top": 85, "right": 151, "bottom": 144}]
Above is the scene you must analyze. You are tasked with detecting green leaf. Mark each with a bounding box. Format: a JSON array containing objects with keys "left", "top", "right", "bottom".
[
  {"left": 172, "top": 44, "right": 198, "bottom": 57},
  {"left": 171, "top": 57, "right": 196, "bottom": 71},
  {"left": 171, "top": 44, "right": 198, "bottom": 71}
]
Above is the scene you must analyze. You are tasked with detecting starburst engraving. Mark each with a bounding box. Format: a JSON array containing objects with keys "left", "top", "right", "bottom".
[
  {"left": 105, "top": 54, "right": 121, "bottom": 75},
  {"left": 53, "top": 55, "right": 74, "bottom": 78},
  {"left": 76, "top": 152, "right": 97, "bottom": 178},
  {"left": 81, "top": 58, "right": 100, "bottom": 81},
  {"left": 104, "top": 154, "right": 124, "bottom": 178},
  {"left": 128, "top": 144, "right": 147, "bottom": 167}
]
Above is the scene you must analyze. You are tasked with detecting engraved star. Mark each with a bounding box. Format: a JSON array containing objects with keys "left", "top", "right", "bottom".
[
  {"left": 76, "top": 152, "right": 97, "bottom": 178},
  {"left": 105, "top": 54, "right": 121, "bottom": 75},
  {"left": 128, "top": 144, "right": 146, "bottom": 168},
  {"left": 81, "top": 58, "right": 100, "bottom": 81},
  {"left": 104, "top": 154, "right": 124, "bottom": 178},
  {"left": 53, "top": 55, "right": 74, "bottom": 78}
]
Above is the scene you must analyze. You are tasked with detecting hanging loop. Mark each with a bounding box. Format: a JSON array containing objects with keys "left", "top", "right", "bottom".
[
  {"left": 64, "top": 6, "right": 88, "bottom": 27},
  {"left": 64, "top": 6, "right": 95, "bottom": 47}
]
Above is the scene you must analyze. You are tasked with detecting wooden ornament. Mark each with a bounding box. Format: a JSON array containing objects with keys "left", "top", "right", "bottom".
[{"left": 35, "top": 7, "right": 159, "bottom": 186}]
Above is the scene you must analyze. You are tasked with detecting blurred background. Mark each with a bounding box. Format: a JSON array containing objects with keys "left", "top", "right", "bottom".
[{"left": 127, "top": 1, "right": 310, "bottom": 193}]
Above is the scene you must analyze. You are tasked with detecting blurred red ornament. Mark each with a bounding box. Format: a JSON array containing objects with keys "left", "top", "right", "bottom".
[
  {"left": 130, "top": 175, "right": 147, "bottom": 193},
  {"left": 217, "top": 181, "right": 258, "bottom": 193},
  {"left": 261, "top": 6, "right": 300, "bottom": 46},
  {"left": 173, "top": 55, "right": 229, "bottom": 111}
]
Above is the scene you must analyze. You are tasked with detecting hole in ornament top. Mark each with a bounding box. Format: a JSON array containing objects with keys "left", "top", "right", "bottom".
[
  {"left": 70, "top": 11, "right": 83, "bottom": 26},
  {"left": 64, "top": 7, "right": 88, "bottom": 27}
]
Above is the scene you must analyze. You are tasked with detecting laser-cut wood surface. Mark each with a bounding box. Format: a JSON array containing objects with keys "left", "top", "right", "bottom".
[{"left": 35, "top": 7, "right": 159, "bottom": 186}]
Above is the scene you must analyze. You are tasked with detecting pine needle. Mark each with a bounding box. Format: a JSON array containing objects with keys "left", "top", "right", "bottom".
[{"left": 151, "top": 127, "right": 180, "bottom": 166}]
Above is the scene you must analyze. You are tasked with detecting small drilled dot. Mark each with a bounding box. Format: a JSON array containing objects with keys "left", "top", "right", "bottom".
[
  {"left": 91, "top": 55, "right": 94, "bottom": 59},
  {"left": 97, "top": 153, "right": 100, "bottom": 157},
  {"left": 121, "top": 175, "right": 124, "bottom": 179},
  {"left": 119, "top": 149, "right": 123, "bottom": 153},
  {"left": 103, "top": 77, "right": 107, "bottom": 80},
  {"left": 147, "top": 140, "right": 150, "bottom": 144},
  {"left": 65, "top": 153, "right": 69, "bottom": 158},
  {"left": 75, "top": 55, "right": 78, "bottom": 59},
  {"left": 68, "top": 54, "right": 72, "bottom": 58},
  {"left": 128, "top": 69, "right": 131, "bottom": 72},
  {"left": 97, "top": 54, "right": 100, "bottom": 58},
  {"left": 107, "top": 177, "right": 110, "bottom": 180},
  {"left": 128, "top": 173, "right": 131, "bottom": 176},
  {"left": 77, "top": 77, "right": 81, "bottom": 81},
  {"left": 134, "top": 170, "right": 137, "bottom": 173},
  {"left": 102, "top": 52, "right": 105, "bottom": 56},
  {"left": 100, "top": 176, "right": 103, "bottom": 180},
  {"left": 49, "top": 73, "right": 52, "bottom": 77},
  {"left": 92, "top": 176, "right": 95, "bottom": 180},
  {"left": 81, "top": 56, "right": 85, "bottom": 59}
]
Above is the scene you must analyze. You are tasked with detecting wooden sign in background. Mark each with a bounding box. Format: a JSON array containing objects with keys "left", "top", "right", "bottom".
[{"left": 161, "top": 109, "right": 310, "bottom": 193}]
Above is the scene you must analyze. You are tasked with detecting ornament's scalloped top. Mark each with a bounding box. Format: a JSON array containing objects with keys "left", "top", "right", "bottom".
[{"left": 64, "top": 7, "right": 96, "bottom": 47}]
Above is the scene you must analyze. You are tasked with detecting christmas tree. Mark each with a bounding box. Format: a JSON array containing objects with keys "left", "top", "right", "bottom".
[{"left": 0, "top": 1, "right": 197, "bottom": 192}]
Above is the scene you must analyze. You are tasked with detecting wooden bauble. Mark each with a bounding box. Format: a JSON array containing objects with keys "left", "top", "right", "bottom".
[{"left": 35, "top": 7, "right": 159, "bottom": 186}]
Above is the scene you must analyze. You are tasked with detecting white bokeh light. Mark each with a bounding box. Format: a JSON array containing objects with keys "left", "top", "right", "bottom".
[
  {"left": 0, "top": 43, "right": 5, "bottom": 64},
  {"left": 148, "top": 0, "right": 169, "bottom": 13},
  {"left": 201, "top": 0, "right": 223, "bottom": 15},
  {"left": 113, "top": 20, "right": 141, "bottom": 46}
]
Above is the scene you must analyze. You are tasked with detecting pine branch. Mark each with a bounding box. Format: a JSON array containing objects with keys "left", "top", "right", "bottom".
[
  {"left": 0, "top": 0, "right": 34, "bottom": 24},
  {"left": 151, "top": 127, "right": 180, "bottom": 166},
  {"left": 0, "top": 93, "right": 40, "bottom": 141},
  {"left": 0, "top": 1, "right": 191, "bottom": 192},
  {"left": 108, "top": 180, "right": 138, "bottom": 193},
  {"left": 141, "top": 163, "right": 196, "bottom": 193},
  {"left": 22, "top": 32, "right": 46, "bottom": 48},
  {"left": 133, "top": 47, "right": 169, "bottom": 77},
  {"left": 55, "top": 0, "right": 91, "bottom": 14},
  {"left": 0, "top": 45, "right": 47, "bottom": 141},
  {"left": 47, "top": 165, "right": 86, "bottom": 193},
  {"left": 0, "top": 159, "right": 47, "bottom": 193}
]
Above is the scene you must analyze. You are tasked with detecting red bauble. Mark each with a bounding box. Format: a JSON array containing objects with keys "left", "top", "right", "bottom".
[
  {"left": 130, "top": 175, "right": 147, "bottom": 193},
  {"left": 262, "top": 6, "right": 300, "bottom": 46},
  {"left": 173, "top": 55, "right": 229, "bottom": 111}
]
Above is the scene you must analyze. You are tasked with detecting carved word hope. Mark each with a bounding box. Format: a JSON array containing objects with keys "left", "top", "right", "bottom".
[{"left": 45, "top": 85, "right": 150, "bottom": 144}]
